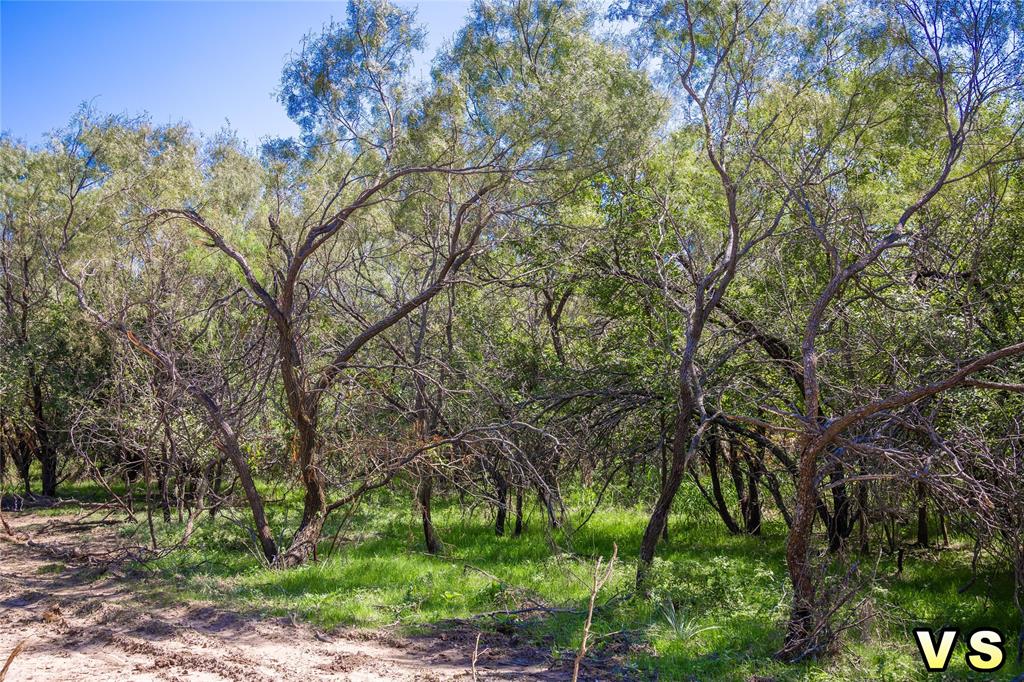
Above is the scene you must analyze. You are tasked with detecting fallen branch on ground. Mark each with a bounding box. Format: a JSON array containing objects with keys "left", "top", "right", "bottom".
[
  {"left": 447, "top": 593, "right": 631, "bottom": 624},
  {"left": 0, "top": 640, "right": 28, "bottom": 682}
]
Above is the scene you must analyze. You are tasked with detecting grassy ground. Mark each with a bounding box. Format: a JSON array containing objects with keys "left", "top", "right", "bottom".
[{"left": 11, "top": 474, "right": 1022, "bottom": 680}]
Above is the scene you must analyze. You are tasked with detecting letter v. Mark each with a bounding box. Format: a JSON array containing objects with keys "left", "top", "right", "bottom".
[{"left": 914, "top": 628, "right": 959, "bottom": 672}]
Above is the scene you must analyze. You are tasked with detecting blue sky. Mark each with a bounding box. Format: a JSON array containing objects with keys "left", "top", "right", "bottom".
[{"left": 1, "top": 1, "right": 471, "bottom": 146}]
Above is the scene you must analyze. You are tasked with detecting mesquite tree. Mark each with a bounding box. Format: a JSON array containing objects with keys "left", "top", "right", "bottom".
[
  {"left": 46, "top": 0, "right": 653, "bottom": 567},
  {"left": 746, "top": 0, "right": 1024, "bottom": 658}
]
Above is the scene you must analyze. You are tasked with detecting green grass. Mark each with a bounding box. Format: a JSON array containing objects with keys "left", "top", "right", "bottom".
[
  {"left": 3, "top": 463, "right": 122, "bottom": 514},
  {"left": 96, "top": 482, "right": 1023, "bottom": 681}
]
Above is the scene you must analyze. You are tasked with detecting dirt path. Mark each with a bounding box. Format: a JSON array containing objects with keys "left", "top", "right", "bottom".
[{"left": 0, "top": 512, "right": 573, "bottom": 681}]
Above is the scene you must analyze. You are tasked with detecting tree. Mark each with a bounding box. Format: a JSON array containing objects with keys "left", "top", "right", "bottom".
[
  {"left": 754, "top": 0, "right": 1024, "bottom": 658},
  {"left": 49, "top": 0, "right": 654, "bottom": 567}
]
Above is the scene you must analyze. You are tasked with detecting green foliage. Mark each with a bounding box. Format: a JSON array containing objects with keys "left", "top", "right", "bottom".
[{"left": 3, "top": 0, "right": 1024, "bottom": 675}]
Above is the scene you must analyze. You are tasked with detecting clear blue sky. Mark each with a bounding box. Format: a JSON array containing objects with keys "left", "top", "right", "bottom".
[{"left": 1, "top": 1, "right": 471, "bottom": 146}]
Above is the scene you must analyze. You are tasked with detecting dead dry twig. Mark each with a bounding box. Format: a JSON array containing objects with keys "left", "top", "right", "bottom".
[{"left": 572, "top": 543, "right": 617, "bottom": 682}]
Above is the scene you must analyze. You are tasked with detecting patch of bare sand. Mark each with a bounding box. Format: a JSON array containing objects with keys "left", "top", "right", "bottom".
[{"left": 0, "top": 512, "right": 592, "bottom": 681}]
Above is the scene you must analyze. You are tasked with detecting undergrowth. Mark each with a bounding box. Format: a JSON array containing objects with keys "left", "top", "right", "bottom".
[{"left": 85, "top": 480, "right": 1022, "bottom": 681}]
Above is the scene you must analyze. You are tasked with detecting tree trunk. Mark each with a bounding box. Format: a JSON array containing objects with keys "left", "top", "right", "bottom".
[
  {"left": 495, "top": 498, "right": 507, "bottom": 536},
  {"left": 637, "top": 398, "right": 694, "bottom": 588},
  {"left": 825, "top": 463, "right": 850, "bottom": 552},
  {"left": 275, "top": 422, "right": 328, "bottom": 568},
  {"left": 513, "top": 488, "right": 523, "bottom": 537},
  {"left": 916, "top": 480, "right": 929, "bottom": 548},
  {"left": 277, "top": 513, "right": 325, "bottom": 568},
  {"left": 857, "top": 479, "right": 870, "bottom": 555},
  {"left": 762, "top": 468, "right": 793, "bottom": 528},
  {"left": 276, "top": 468, "right": 326, "bottom": 567},
  {"left": 158, "top": 451, "right": 171, "bottom": 523},
  {"left": 706, "top": 436, "right": 741, "bottom": 534},
  {"left": 537, "top": 483, "right": 560, "bottom": 529},
  {"left": 208, "top": 456, "right": 225, "bottom": 518},
  {"left": 418, "top": 475, "right": 441, "bottom": 554},
  {"left": 158, "top": 406, "right": 177, "bottom": 523},
  {"left": 659, "top": 412, "right": 670, "bottom": 542},
  {"left": 781, "top": 443, "right": 824, "bottom": 661},
  {"left": 742, "top": 447, "right": 763, "bottom": 535},
  {"left": 31, "top": 377, "right": 56, "bottom": 497},
  {"left": 273, "top": 321, "right": 329, "bottom": 569},
  {"left": 16, "top": 434, "right": 32, "bottom": 497},
  {"left": 123, "top": 469, "right": 135, "bottom": 514},
  {"left": 200, "top": 407, "right": 277, "bottom": 565},
  {"left": 493, "top": 466, "right": 508, "bottom": 537}
]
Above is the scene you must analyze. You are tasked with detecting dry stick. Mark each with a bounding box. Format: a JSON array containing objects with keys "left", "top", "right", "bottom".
[
  {"left": 325, "top": 491, "right": 365, "bottom": 559},
  {"left": 0, "top": 640, "right": 28, "bottom": 682},
  {"left": 572, "top": 544, "right": 617, "bottom": 682},
  {"left": 463, "top": 563, "right": 504, "bottom": 585},
  {"left": 471, "top": 632, "right": 482, "bottom": 681}
]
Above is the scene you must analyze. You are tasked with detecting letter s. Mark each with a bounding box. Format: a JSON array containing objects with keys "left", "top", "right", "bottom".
[{"left": 966, "top": 629, "right": 1005, "bottom": 672}]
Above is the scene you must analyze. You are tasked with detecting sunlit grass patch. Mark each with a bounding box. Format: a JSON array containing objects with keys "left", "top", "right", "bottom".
[{"left": 120, "top": 489, "right": 1024, "bottom": 681}]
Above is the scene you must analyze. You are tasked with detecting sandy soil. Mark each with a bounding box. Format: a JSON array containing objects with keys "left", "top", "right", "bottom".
[{"left": 0, "top": 511, "right": 600, "bottom": 681}]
